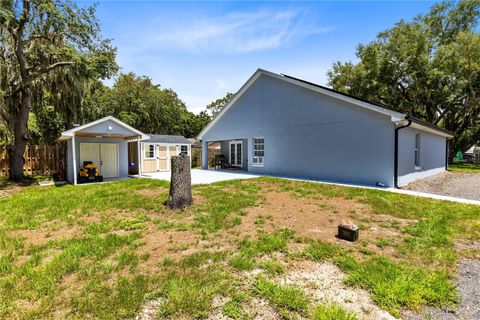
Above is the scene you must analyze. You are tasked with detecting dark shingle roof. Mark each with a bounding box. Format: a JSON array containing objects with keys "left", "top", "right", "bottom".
[{"left": 144, "top": 135, "right": 191, "bottom": 144}]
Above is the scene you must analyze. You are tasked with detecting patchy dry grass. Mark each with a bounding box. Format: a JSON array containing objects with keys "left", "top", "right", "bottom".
[{"left": 0, "top": 177, "right": 479, "bottom": 319}]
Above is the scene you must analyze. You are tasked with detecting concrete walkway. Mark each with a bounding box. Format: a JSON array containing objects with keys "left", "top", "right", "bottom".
[
  {"left": 142, "top": 169, "right": 260, "bottom": 185},
  {"left": 143, "top": 169, "right": 480, "bottom": 206}
]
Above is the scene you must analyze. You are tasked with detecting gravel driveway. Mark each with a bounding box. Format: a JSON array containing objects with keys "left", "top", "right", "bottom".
[{"left": 404, "top": 172, "right": 480, "bottom": 201}]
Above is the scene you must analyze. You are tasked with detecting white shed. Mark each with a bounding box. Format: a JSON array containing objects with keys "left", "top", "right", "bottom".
[{"left": 60, "top": 116, "right": 149, "bottom": 184}]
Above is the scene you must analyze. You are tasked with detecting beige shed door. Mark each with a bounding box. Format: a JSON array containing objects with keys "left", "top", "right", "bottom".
[
  {"left": 158, "top": 145, "right": 168, "bottom": 171},
  {"left": 168, "top": 146, "right": 177, "bottom": 170},
  {"left": 100, "top": 144, "right": 118, "bottom": 178}
]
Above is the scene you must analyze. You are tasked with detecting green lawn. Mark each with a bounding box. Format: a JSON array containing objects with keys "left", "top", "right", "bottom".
[
  {"left": 449, "top": 163, "right": 480, "bottom": 173},
  {"left": 0, "top": 177, "right": 479, "bottom": 319}
]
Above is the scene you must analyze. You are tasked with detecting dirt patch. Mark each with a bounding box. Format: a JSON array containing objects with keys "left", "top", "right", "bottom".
[
  {"left": 136, "top": 187, "right": 168, "bottom": 197},
  {"left": 404, "top": 171, "right": 480, "bottom": 201},
  {"left": 8, "top": 221, "right": 81, "bottom": 247},
  {"left": 237, "top": 191, "right": 406, "bottom": 257},
  {"left": 0, "top": 179, "right": 35, "bottom": 197},
  {"left": 284, "top": 261, "right": 396, "bottom": 320},
  {"left": 135, "top": 222, "right": 202, "bottom": 272}
]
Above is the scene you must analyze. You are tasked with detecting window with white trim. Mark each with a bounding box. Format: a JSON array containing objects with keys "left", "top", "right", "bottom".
[
  {"left": 414, "top": 134, "right": 421, "bottom": 168},
  {"left": 253, "top": 137, "right": 264, "bottom": 166},
  {"left": 180, "top": 145, "right": 188, "bottom": 155},
  {"left": 144, "top": 144, "right": 155, "bottom": 159}
]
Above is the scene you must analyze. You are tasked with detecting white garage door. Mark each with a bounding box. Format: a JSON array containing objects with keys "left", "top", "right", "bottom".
[{"left": 79, "top": 143, "right": 118, "bottom": 178}]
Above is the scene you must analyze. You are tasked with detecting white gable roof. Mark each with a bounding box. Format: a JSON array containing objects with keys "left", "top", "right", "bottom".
[
  {"left": 60, "top": 116, "right": 149, "bottom": 140},
  {"left": 197, "top": 69, "right": 407, "bottom": 139}
]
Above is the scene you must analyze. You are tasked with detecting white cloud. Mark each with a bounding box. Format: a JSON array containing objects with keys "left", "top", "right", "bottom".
[{"left": 146, "top": 8, "right": 330, "bottom": 54}]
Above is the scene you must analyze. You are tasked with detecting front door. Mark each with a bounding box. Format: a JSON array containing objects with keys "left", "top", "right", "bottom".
[
  {"left": 100, "top": 143, "right": 118, "bottom": 178},
  {"left": 229, "top": 140, "right": 243, "bottom": 167}
]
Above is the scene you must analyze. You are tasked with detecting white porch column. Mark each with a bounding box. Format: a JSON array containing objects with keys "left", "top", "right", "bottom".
[
  {"left": 201, "top": 140, "right": 208, "bottom": 169},
  {"left": 72, "top": 134, "right": 77, "bottom": 185},
  {"left": 137, "top": 136, "right": 142, "bottom": 177}
]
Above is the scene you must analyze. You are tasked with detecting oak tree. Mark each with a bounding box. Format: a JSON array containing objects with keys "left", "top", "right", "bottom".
[{"left": 0, "top": 0, "right": 117, "bottom": 180}]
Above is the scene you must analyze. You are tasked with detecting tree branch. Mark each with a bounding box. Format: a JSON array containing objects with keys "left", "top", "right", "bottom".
[{"left": 30, "top": 61, "right": 75, "bottom": 80}]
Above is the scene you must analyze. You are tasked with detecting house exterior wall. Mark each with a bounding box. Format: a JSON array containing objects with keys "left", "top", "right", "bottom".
[
  {"left": 397, "top": 127, "right": 447, "bottom": 186},
  {"left": 66, "top": 137, "right": 128, "bottom": 182},
  {"left": 202, "top": 74, "right": 396, "bottom": 187}
]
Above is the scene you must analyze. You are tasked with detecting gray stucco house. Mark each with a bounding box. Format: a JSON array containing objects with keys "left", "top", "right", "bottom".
[{"left": 197, "top": 69, "right": 454, "bottom": 188}]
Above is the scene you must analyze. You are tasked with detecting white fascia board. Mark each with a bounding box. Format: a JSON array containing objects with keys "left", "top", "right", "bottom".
[
  {"left": 409, "top": 122, "right": 454, "bottom": 138},
  {"left": 61, "top": 116, "right": 149, "bottom": 140},
  {"left": 197, "top": 69, "right": 406, "bottom": 139}
]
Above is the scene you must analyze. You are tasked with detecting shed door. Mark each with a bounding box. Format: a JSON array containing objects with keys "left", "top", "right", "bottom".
[
  {"left": 100, "top": 144, "right": 118, "bottom": 178},
  {"left": 158, "top": 145, "right": 168, "bottom": 171},
  {"left": 168, "top": 146, "right": 177, "bottom": 170},
  {"left": 80, "top": 143, "right": 101, "bottom": 169}
]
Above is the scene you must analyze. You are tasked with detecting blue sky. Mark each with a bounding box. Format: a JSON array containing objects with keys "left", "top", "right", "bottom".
[{"left": 87, "top": 1, "right": 435, "bottom": 113}]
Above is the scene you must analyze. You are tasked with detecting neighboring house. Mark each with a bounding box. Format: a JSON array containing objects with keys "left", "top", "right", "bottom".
[
  {"left": 60, "top": 116, "right": 191, "bottom": 184},
  {"left": 60, "top": 116, "right": 149, "bottom": 184},
  {"left": 197, "top": 69, "right": 455, "bottom": 188},
  {"left": 465, "top": 146, "right": 480, "bottom": 162},
  {"left": 135, "top": 135, "right": 191, "bottom": 174}
]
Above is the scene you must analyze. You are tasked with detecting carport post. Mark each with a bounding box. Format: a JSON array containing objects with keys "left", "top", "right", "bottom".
[
  {"left": 137, "top": 135, "right": 142, "bottom": 177},
  {"left": 72, "top": 133, "right": 77, "bottom": 185},
  {"left": 201, "top": 140, "right": 208, "bottom": 169}
]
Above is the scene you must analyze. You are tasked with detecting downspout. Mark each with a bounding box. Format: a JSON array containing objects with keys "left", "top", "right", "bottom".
[
  {"left": 445, "top": 139, "right": 449, "bottom": 171},
  {"left": 394, "top": 118, "right": 412, "bottom": 189}
]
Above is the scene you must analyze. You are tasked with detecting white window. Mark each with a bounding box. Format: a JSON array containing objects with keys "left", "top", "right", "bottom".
[
  {"left": 144, "top": 144, "right": 155, "bottom": 159},
  {"left": 414, "top": 134, "right": 421, "bottom": 168},
  {"left": 180, "top": 145, "right": 188, "bottom": 155},
  {"left": 253, "top": 137, "right": 264, "bottom": 166}
]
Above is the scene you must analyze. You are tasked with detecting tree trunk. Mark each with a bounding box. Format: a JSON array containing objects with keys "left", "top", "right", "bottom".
[
  {"left": 166, "top": 154, "right": 193, "bottom": 210},
  {"left": 9, "top": 89, "right": 31, "bottom": 181}
]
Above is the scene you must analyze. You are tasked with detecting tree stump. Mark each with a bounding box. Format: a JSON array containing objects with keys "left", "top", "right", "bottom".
[{"left": 166, "top": 154, "right": 193, "bottom": 209}]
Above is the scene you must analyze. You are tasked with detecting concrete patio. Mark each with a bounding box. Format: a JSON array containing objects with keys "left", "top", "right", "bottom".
[{"left": 142, "top": 169, "right": 260, "bottom": 185}]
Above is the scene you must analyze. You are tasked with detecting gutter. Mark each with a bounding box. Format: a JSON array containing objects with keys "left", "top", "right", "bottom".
[
  {"left": 394, "top": 118, "right": 412, "bottom": 189},
  {"left": 445, "top": 139, "right": 449, "bottom": 171}
]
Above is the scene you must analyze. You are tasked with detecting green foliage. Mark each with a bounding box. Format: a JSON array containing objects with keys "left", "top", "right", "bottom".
[
  {"left": 194, "top": 180, "right": 260, "bottom": 232},
  {"left": 304, "top": 240, "right": 341, "bottom": 262},
  {"left": 327, "top": 0, "right": 480, "bottom": 153},
  {"left": 229, "top": 253, "right": 256, "bottom": 271},
  {"left": 310, "top": 304, "right": 358, "bottom": 320},
  {"left": 449, "top": 163, "right": 480, "bottom": 173},
  {"left": 157, "top": 266, "right": 231, "bottom": 318},
  {"left": 344, "top": 256, "right": 457, "bottom": 317},
  {"left": 253, "top": 277, "right": 309, "bottom": 313},
  {"left": 83, "top": 73, "right": 211, "bottom": 138},
  {"left": 260, "top": 260, "right": 284, "bottom": 276},
  {"left": 206, "top": 92, "right": 235, "bottom": 117},
  {"left": 70, "top": 275, "right": 149, "bottom": 319},
  {"left": 0, "top": 0, "right": 118, "bottom": 148},
  {"left": 222, "top": 293, "right": 252, "bottom": 320}
]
